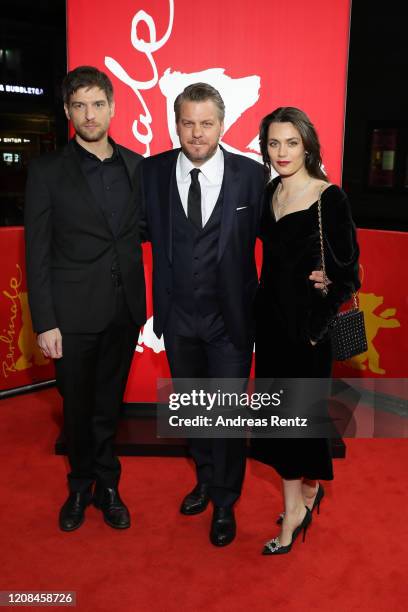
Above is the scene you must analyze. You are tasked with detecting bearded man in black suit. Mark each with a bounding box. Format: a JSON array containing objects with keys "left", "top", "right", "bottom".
[
  {"left": 141, "top": 83, "right": 265, "bottom": 546},
  {"left": 25, "top": 66, "right": 146, "bottom": 531}
]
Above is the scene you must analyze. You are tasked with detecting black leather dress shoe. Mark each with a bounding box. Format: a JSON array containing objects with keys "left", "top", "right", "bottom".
[
  {"left": 210, "top": 506, "right": 236, "bottom": 547},
  {"left": 180, "top": 483, "right": 210, "bottom": 515},
  {"left": 93, "top": 487, "right": 130, "bottom": 529},
  {"left": 59, "top": 491, "right": 92, "bottom": 532}
]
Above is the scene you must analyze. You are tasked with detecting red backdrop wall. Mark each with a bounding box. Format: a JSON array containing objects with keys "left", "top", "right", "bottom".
[
  {"left": 67, "top": 0, "right": 354, "bottom": 402},
  {"left": 0, "top": 228, "right": 55, "bottom": 390},
  {"left": 1, "top": 1, "right": 406, "bottom": 396}
]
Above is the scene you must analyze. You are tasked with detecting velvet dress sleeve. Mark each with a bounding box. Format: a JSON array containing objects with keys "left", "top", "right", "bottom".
[{"left": 307, "top": 185, "right": 361, "bottom": 343}]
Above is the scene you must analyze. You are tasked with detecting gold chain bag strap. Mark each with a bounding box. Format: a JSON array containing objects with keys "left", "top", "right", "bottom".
[{"left": 317, "top": 186, "right": 367, "bottom": 361}]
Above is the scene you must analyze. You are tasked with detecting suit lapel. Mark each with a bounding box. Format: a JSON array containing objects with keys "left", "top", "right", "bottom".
[
  {"left": 217, "top": 148, "right": 240, "bottom": 262},
  {"left": 161, "top": 150, "right": 179, "bottom": 262},
  {"left": 62, "top": 140, "right": 109, "bottom": 229},
  {"left": 118, "top": 145, "right": 138, "bottom": 188},
  {"left": 115, "top": 145, "right": 142, "bottom": 236}
]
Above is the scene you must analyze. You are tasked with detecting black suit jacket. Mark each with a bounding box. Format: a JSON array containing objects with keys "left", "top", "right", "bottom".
[
  {"left": 25, "top": 139, "right": 146, "bottom": 333},
  {"left": 141, "top": 147, "right": 265, "bottom": 348}
]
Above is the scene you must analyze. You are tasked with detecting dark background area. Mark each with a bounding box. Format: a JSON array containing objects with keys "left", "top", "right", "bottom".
[
  {"left": 0, "top": 0, "right": 407, "bottom": 230},
  {"left": 0, "top": 0, "right": 66, "bottom": 225},
  {"left": 342, "top": 1, "right": 408, "bottom": 231}
]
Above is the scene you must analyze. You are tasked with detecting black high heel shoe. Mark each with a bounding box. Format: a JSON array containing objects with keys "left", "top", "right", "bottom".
[
  {"left": 263, "top": 507, "right": 312, "bottom": 555},
  {"left": 276, "top": 483, "right": 324, "bottom": 525}
]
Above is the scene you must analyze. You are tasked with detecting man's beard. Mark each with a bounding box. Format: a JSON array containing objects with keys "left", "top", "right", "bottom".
[
  {"left": 182, "top": 141, "right": 219, "bottom": 164},
  {"left": 76, "top": 125, "right": 107, "bottom": 142}
]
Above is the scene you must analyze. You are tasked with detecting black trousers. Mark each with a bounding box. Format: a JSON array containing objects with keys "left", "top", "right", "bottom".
[
  {"left": 55, "top": 286, "right": 140, "bottom": 493},
  {"left": 164, "top": 308, "right": 253, "bottom": 507}
]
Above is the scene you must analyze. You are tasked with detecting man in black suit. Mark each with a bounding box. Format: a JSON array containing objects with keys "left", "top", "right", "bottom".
[
  {"left": 25, "top": 66, "right": 146, "bottom": 531},
  {"left": 141, "top": 83, "right": 265, "bottom": 546}
]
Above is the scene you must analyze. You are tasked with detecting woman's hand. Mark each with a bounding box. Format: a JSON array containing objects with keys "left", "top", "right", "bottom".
[{"left": 309, "top": 270, "right": 332, "bottom": 291}]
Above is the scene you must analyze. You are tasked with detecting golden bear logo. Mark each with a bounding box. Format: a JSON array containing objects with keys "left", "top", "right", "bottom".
[
  {"left": 346, "top": 292, "right": 400, "bottom": 374},
  {"left": 1, "top": 265, "right": 49, "bottom": 378},
  {"left": 15, "top": 292, "right": 49, "bottom": 370}
]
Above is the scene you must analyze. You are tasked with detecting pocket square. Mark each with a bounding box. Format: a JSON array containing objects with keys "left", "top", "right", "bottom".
[{"left": 236, "top": 206, "right": 248, "bottom": 211}]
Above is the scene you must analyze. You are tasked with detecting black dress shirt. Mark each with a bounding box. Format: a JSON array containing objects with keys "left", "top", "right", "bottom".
[{"left": 74, "top": 137, "right": 131, "bottom": 237}]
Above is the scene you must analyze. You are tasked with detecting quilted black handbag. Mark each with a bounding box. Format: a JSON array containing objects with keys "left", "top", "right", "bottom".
[
  {"left": 317, "top": 186, "right": 368, "bottom": 361},
  {"left": 328, "top": 296, "right": 368, "bottom": 360}
]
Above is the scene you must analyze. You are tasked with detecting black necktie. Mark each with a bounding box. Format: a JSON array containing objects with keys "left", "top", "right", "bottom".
[{"left": 187, "top": 168, "right": 202, "bottom": 229}]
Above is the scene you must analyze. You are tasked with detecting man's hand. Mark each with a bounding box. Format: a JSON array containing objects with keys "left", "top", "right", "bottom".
[
  {"left": 37, "top": 328, "right": 63, "bottom": 359},
  {"left": 309, "top": 270, "right": 332, "bottom": 291}
]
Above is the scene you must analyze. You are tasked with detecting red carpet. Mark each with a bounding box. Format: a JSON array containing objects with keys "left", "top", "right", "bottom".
[{"left": 1, "top": 388, "right": 407, "bottom": 612}]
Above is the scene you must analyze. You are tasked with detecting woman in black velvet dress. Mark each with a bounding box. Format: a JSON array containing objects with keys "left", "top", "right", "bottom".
[{"left": 253, "top": 107, "right": 360, "bottom": 555}]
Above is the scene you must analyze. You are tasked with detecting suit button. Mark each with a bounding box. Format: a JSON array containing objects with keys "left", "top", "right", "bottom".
[{"left": 166, "top": 288, "right": 171, "bottom": 294}]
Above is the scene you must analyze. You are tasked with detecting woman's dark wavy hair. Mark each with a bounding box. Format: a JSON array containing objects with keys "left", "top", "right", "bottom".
[{"left": 259, "top": 107, "right": 327, "bottom": 180}]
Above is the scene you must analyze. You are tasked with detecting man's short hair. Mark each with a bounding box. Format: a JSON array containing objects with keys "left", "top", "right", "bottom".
[
  {"left": 62, "top": 66, "right": 114, "bottom": 105},
  {"left": 174, "top": 82, "right": 225, "bottom": 122}
]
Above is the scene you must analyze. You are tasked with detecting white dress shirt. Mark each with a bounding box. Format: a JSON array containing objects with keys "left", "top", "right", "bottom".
[{"left": 176, "top": 147, "right": 224, "bottom": 226}]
